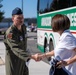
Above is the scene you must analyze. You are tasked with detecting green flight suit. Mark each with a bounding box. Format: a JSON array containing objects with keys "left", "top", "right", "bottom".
[{"left": 4, "top": 24, "right": 31, "bottom": 75}]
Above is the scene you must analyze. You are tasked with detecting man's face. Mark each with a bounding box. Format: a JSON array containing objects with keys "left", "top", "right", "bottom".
[{"left": 12, "top": 14, "right": 24, "bottom": 26}]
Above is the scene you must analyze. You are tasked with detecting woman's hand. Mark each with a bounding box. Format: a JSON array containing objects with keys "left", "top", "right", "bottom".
[
  {"left": 31, "top": 53, "right": 43, "bottom": 61},
  {"left": 56, "top": 60, "right": 68, "bottom": 68}
]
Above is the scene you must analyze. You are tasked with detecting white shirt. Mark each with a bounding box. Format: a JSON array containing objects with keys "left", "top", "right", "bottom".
[{"left": 54, "top": 30, "right": 76, "bottom": 75}]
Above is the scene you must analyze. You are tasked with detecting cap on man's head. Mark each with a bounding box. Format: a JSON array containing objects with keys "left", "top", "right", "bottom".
[{"left": 12, "top": 7, "right": 23, "bottom": 16}]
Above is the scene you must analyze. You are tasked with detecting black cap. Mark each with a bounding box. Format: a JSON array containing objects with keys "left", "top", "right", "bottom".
[{"left": 12, "top": 7, "right": 23, "bottom": 16}]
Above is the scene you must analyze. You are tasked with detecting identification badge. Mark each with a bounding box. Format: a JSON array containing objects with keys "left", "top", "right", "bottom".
[{"left": 20, "top": 36, "right": 23, "bottom": 41}]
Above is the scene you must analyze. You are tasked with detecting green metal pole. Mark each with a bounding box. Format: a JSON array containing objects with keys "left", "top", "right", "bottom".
[{"left": 22, "top": 0, "right": 23, "bottom": 13}]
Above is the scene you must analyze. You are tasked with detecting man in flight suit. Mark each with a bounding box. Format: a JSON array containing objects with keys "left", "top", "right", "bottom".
[{"left": 4, "top": 7, "right": 38, "bottom": 75}]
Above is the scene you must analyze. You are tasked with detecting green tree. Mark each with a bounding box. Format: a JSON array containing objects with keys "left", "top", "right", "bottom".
[{"left": 0, "top": 0, "right": 4, "bottom": 22}]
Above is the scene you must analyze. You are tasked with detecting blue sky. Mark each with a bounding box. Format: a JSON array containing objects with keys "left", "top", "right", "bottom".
[{"left": 1, "top": 0, "right": 37, "bottom": 18}]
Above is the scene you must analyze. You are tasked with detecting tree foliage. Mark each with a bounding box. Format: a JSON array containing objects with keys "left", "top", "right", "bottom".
[{"left": 0, "top": 0, "right": 4, "bottom": 22}]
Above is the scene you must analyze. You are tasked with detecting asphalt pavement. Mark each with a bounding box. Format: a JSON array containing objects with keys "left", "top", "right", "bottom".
[{"left": 0, "top": 41, "right": 50, "bottom": 75}]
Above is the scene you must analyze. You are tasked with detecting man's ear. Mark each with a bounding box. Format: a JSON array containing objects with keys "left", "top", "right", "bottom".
[
  {"left": 73, "top": 48, "right": 76, "bottom": 52},
  {"left": 12, "top": 16, "right": 14, "bottom": 21}
]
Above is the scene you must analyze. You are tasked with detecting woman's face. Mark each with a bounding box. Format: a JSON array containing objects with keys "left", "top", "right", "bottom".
[{"left": 12, "top": 14, "right": 24, "bottom": 26}]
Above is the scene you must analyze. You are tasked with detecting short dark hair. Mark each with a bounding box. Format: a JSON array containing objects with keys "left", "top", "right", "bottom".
[{"left": 51, "top": 14, "right": 70, "bottom": 32}]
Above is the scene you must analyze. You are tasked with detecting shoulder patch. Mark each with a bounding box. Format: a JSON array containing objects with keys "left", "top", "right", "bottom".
[{"left": 7, "top": 33, "right": 13, "bottom": 39}]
